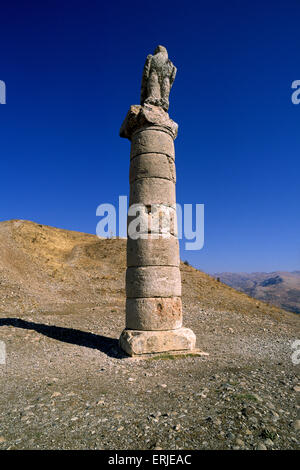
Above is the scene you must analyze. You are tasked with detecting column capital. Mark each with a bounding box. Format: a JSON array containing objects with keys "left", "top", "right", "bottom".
[{"left": 120, "top": 104, "right": 178, "bottom": 141}]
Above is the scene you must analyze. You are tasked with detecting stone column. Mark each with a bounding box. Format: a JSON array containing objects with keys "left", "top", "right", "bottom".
[{"left": 119, "top": 104, "right": 196, "bottom": 356}]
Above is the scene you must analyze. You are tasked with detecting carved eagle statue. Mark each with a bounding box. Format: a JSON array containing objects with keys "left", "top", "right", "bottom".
[{"left": 140, "top": 45, "right": 177, "bottom": 111}]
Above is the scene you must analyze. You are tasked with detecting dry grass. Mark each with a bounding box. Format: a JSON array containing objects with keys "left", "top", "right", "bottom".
[{"left": 0, "top": 219, "right": 294, "bottom": 324}]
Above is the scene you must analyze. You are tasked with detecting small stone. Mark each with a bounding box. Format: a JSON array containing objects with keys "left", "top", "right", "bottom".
[
  {"left": 293, "top": 385, "right": 300, "bottom": 392},
  {"left": 293, "top": 419, "right": 300, "bottom": 431},
  {"left": 51, "top": 392, "right": 61, "bottom": 398},
  {"left": 270, "top": 411, "right": 279, "bottom": 421},
  {"left": 197, "top": 388, "right": 209, "bottom": 398},
  {"left": 257, "top": 443, "right": 267, "bottom": 450},
  {"left": 241, "top": 406, "right": 253, "bottom": 417},
  {"left": 235, "top": 438, "right": 244, "bottom": 447},
  {"left": 149, "top": 440, "right": 160, "bottom": 450},
  {"left": 214, "top": 418, "right": 221, "bottom": 426},
  {"left": 266, "top": 401, "right": 275, "bottom": 410},
  {"left": 221, "top": 383, "right": 235, "bottom": 391},
  {"left": 249, "top": 416, "right": 258, "bottom": 425},
  {"left": 264, "top": 438, "right": 274, "bottom": 447},
  {"left": 0, "top": 436, "right": 6, "bottom": 443}
]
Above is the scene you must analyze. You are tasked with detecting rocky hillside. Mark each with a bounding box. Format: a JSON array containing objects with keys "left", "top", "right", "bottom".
[
  {"left": 0, "top": 220, "right": 299, "bottom": 450},
  {"left": 0, "top": 219, "right": 294, "bottom": 320},
  {"left": 213, "top": 272, "right": 300, "bottom": 314}
]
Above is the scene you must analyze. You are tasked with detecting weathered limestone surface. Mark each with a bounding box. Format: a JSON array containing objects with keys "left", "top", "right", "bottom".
[
  {"left": 119, "top": 327, "right": 196, "bottom": 356},
  {"left": 126, "top": 266, "right": 181, "bottom": 298},
  {"left": 126, "top": 297, "right": 182, "bottom": 330},
  {"left": 119, "top": 46, "right": 197, "bottom": 356},
  {"left": 127, "top": 236, "right": 179, "bottom": 267},
  {"left": 130, "top": 128, "right": 175, "bottom": 159},
  {"left": 127, "top": 204, "right": 178, "bottom": 237},
  {"left": 130, "top": 153, "right": 176, "bottom": 183},
  {"left": 120, "top": 103, "right": 178, "bottom": 141},
  {"left": 140, "top": 45, "right": 177, "bottom": 112},
  {"left": 129, "top": 178, "right": 176, "bottom": 206}
]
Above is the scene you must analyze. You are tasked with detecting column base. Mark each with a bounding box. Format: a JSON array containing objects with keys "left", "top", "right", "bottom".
[{"left": 119, "top": 327, "right": 196, "bottom": 356}]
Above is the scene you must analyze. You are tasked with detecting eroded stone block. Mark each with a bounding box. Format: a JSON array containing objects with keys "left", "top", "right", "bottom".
[
  {"left": 130, "top": 153, "right": 176, "bottom": 183},
  {"left": 129, "top": 178, "right": 176, "bottom": 206},
  {"left": 127, "top": 236, "right": 179, "bottom": 267},
  {"left": 126, "top": 266, "right": 181, "bottom": 298},
  {"left": 126, "top": 297, "right": 182, "bottom": 330},
  {"left": 127, "top": 204, "right": 178, "bottom": 237},
  {"left": 130, "top": 128, "right": 174, "bottom": 159},
  {"left": 120, "top": 104, "right": 178, "bottom": 141},
  {"left": 119, "top": 327, "right": 196, "bottom": 356}
]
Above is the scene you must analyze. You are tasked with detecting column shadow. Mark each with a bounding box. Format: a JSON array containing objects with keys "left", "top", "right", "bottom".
[{"left": 0, "top": 317, "right": 128, "bottom": 359}]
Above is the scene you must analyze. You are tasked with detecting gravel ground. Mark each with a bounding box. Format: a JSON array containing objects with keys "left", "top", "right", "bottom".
[
  {"left": 0, "top": 220, "right": 299, "bottom": 450},
  {"left": 0, "top": 307, "right": 299, "bottom": 450}
]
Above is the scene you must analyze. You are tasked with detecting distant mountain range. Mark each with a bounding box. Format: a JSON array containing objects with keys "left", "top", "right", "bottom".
[
  {"left": 0, "top": 220, "right": 293, "bottom": 321},
  {"left": 212, "top": 271, "right": 300, "bottom": 314}
]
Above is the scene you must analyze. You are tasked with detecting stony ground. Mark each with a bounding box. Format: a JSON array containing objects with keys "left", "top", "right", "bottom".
[{"left": 0, "top": 220, "right": 299, "bottom": 450}]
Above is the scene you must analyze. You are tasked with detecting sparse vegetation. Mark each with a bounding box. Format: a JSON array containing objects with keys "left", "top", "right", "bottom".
[
  {"left": 233, "top": 393, "right": 259, "bottom": 402},
  {"left": 261, "top": 429, "right": 277, "bottom": 440},
  {"left": 0, "top": 220, "right": 299, "bottom": 450},
  {"left": 148, "top": 352, "right": 203, "bottom": 361}
]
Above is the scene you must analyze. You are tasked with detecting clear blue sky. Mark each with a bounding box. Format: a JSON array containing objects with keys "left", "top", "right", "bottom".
[{"left": 1, "top": 0, "right": 299, "bottom": 273}]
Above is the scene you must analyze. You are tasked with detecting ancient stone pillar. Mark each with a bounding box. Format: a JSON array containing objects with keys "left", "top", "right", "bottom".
[{"left": 119, "top": 46, "right": 196, "bottom": 356}]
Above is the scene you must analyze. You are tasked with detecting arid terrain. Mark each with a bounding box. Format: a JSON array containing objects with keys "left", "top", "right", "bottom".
[
  {"left": 213, "top": 271, "right": 300, "bottom": 314},
  {"left": 0, "top": 219, "right": 299, "bottom": 450}
]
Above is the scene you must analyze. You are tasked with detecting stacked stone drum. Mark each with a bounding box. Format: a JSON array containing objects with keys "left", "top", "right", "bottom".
[{"left": 119, "top": 104, "right": 196, "bottom": 356}]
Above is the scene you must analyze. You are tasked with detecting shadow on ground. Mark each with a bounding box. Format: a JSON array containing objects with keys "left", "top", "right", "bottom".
[{"left": 0, "top": 317, "right": 127, "bottom": 358}]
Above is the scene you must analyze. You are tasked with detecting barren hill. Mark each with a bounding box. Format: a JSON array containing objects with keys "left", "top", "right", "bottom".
[
  {"left": 213, "top": 271, "right": 300, "bottom": 315},
  {"left": 0, "top": 219, "right": 294, "bottom": 320},
  {"left": 0, "top": 220, "right": 299, "bottom": 450}
]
